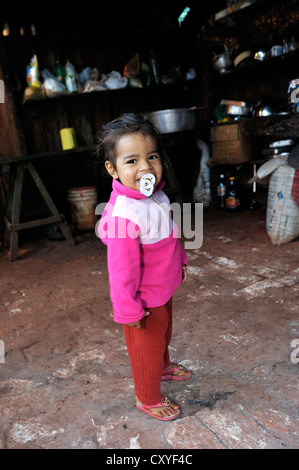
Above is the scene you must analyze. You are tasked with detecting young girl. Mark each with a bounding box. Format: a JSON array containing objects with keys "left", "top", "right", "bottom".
[{"left": 95, "top": 113, "right": 190, "bottom": 421}]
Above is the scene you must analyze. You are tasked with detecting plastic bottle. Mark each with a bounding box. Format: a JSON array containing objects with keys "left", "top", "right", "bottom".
[
  {"left": 149, "top": 51, "right": 162, "bottom": 86},
  {"left": 65, "top": 60, "right": 78, "bottom": 92},
  {"left": 55, "top": 61, "right": 66, "bottom": 83},
  {"left": 217, "top": 173, "right": 226, "bottom": 210},
  {"left": 225, "top": 176, "right": 241, "bottom": 211}
]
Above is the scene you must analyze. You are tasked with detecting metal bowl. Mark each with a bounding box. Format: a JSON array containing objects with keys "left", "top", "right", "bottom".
[
  {"left": 254, "top": 50, "right": 267, "bottom": 61},
  {"left": 220, "top": 99, "right": 251, "bottom": 116},
  {"left": 146, "top": 108, "right": 197, "bottom": 134},
  {"left": 254, "top": 104, "right": 274, "bottom": 117}
]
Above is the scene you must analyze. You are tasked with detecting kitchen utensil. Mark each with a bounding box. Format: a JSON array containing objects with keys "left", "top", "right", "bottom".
[
  {"left": 269, "top": 139, "right": 293, "bottom": 148},
  {"left": 60, "top": 128, "right": 77, "bottom": 150},
  {"left": 254, "top": 50, "right": 267, "bottom": 61},
  {"left": 146, "top": 107, "right": 202, "bottom": 134},
  {"left": 271, "top": 45, "right": 282, "bottom": 57},
  {"left": 253, "top": 104, "right": 274, "bottom": 117},
  {"left": 220, "top": 99, "right": 251, "bottom": 116},
  {"left": 211, "top": 53, "right": 232, "bottom": 74},
  {"left": 234, "top": 50, "right": 251, "bottom": 67},
  {"left": 263, "top": 140, "right": 294, "bottom": 159},
  {"left": 247, "top": 163, "right": 262, "bottom": 210}
]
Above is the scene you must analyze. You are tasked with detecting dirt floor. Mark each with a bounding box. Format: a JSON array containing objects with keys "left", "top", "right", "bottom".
[{"left": 0, "top": 205, "right": 298, "bottom": 451}]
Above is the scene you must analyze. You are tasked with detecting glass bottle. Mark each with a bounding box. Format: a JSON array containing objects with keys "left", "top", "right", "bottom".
[
  {"left": 217, "top": 173, "right": 226, "bottom": 210},
  {"left": 149, "top": 51, "right": 162, "bottom": 86},
  {"left": 225, "top": 176, "right": 241, "bottom": 211}
]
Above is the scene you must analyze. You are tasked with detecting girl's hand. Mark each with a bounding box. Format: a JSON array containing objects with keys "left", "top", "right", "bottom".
[
  {"left": 182, "top": 264, "right": 188, "bottom": 283},
  {"left": 125, "top": 311, "right": 150, "bottom": 329},
  {"left": 126, "top": 320, "right": 142, "bottom": 329}
]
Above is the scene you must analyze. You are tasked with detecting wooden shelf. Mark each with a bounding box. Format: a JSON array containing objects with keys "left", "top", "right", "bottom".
[
  {"left": 0, "top": 145, "right": 93, "bottom": 166},
  {"left": 21, "top": 78, "right": 200, "bottom": 106},
  {"left": 252, "top": 113, "right": 299, "bottom": 137},
  {"left": 209, "top": 48, "right": 299, "bottom": 81}
]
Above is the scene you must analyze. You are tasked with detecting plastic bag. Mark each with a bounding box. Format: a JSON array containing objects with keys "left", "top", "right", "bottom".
[
  {"left": 23, "top": 86, "right": 45, "bottom": 102},
  {"left": 104, "top": 71, "right": 128, "bottom": 90},
  {"left": 83, "top": 80, "right": 107, "bottom": 92},
  {"left": 79, "top": 67, "right": 100, "bottom": 87},
  {"left": 124, "top": 53, "right": 140, "bottom": 79},
  {"left": 41, "top": 69, "right": 66, "bottom": 96},
  {"left": 26, "top": 54, "right": 40, "bottom": 87},
  {"left": 79, "top": 67, "right": 92, "bottom": 84}
]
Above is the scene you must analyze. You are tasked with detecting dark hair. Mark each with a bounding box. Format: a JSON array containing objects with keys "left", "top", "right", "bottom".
[{"left": 94, "top": 112, "right": 160, "bottom": 172}]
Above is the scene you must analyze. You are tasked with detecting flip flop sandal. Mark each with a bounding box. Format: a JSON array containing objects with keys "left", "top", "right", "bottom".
[
  {"left": 136, "top": 395, "right": 180, "bottom": 421},
  {"left": 161, "top": 363, "right": 191, "bottom": 381}
]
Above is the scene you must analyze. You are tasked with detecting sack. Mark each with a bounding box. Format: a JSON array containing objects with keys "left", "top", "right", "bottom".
[{"left": 266, "top": 164, "right": 299, "bottom": 245}]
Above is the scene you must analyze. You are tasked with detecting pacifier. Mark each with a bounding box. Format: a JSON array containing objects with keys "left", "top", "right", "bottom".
[{"left": 139, "top": 173, "right": 156, "bottom": 197}]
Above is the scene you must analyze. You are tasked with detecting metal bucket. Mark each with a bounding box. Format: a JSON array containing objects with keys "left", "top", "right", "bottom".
[
  {"left": 146, "top": 107, "right": 200, "bottom": 134},
  {"left": 67, "top": 186, "right": 98, "bottom": 231}
]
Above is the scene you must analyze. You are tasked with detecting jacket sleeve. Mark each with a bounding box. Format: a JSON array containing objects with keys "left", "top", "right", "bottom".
[
  {"left": 106, "top": 217, "right": 145, "bottom": 324},
  {"left": 181, "top": 242, "right": 188, "bottom": 266}
]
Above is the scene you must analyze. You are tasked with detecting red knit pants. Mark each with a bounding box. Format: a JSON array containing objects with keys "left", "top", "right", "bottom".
[{"left": 123, "top": 298, "right": 173, "bottom": 406}]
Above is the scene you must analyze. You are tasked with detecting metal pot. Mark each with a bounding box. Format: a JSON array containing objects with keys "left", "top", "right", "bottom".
[{"left": 146, "top": 107, "right": 202, "bottom": 134}]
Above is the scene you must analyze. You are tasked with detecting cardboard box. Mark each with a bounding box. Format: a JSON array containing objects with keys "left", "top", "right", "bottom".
[{"left": 210, "top": 121, "right": 252, "bottom": 164}]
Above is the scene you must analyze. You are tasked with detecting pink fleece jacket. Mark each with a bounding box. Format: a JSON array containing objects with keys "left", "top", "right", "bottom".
[{"left": 98, "top": 179, "right": 188, "bottom": 324}]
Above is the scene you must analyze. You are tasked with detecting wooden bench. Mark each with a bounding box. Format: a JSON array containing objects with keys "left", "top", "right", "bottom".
[{"left": 0, "top": 146, "right": 92, "bottom": 261}]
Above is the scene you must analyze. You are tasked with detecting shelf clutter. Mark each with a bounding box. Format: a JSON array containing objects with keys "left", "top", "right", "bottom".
[{"left": 20, "top": 45, "right": 198, "bottom": 104}]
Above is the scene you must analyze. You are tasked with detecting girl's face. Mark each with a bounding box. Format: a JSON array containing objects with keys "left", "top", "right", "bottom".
[{"left": 105, "top": 132, "right": 163, "bottom": 192}]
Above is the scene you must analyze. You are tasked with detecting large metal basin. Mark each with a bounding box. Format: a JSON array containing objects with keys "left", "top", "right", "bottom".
[{"left": 146, "top": 107, "right": 198, "bottom": 134}]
